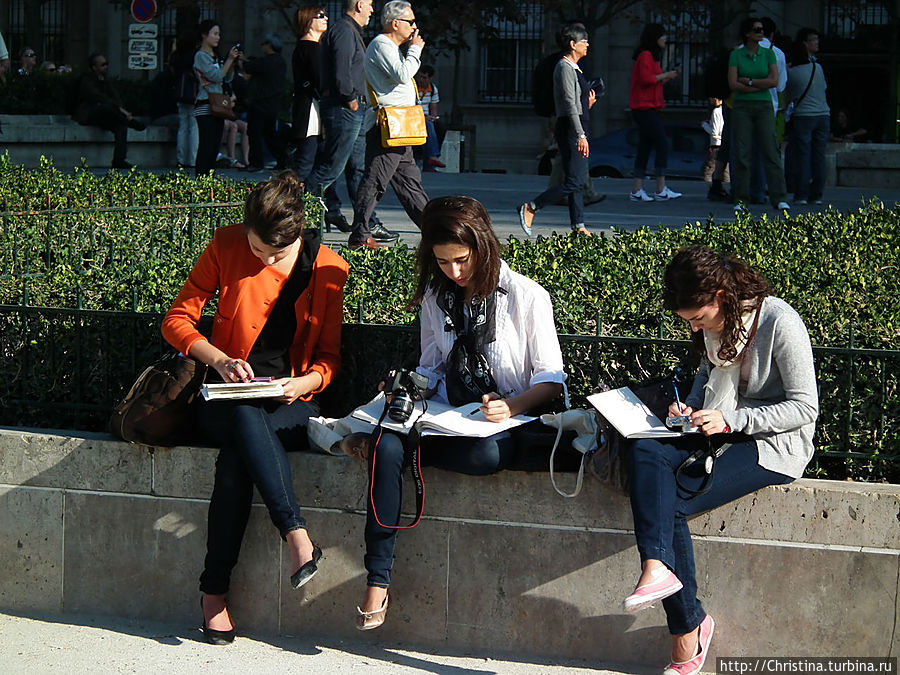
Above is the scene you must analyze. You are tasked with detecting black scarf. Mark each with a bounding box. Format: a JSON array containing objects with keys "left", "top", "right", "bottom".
[{"left": 436, "top": 285, "right": 500, "bottom": 406}]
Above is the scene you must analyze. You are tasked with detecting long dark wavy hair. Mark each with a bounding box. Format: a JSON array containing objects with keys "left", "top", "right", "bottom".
[
  {"left": 408, "top": 196, "right": 501, "bottom": 309},
  {"left": 663, "top": 246, "right": 771, "bottom": 361},
  {"left": 633, "top": 22, "right": 665, "bottom": 61}
]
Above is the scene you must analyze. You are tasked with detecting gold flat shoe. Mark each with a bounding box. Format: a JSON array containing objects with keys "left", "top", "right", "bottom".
[{"left": 355, "top": 592, "right": 389, "bottom": 631}]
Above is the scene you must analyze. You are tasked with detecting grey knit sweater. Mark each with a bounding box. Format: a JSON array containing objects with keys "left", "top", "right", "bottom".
[{"left": 685, "top": 296, "right": 818, "bottom": 479}]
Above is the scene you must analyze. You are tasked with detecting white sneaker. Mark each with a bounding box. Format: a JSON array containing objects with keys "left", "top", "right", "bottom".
[
  {"left": 776, "top": 201, "right": 791, "bottom": 211},
  {"left": 630, "top": 189, "right": 653, "bottom": 202},
  {"left": 794, "top": 199, "right": 808, "bottom": 205},
  {"left": 654, "top": 187, "right": 683, "bottom": 201}
]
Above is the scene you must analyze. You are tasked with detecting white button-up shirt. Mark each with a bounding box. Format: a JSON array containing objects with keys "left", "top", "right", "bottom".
[{"left": 416, "top": 261, "right": 567, "bottom": 405}]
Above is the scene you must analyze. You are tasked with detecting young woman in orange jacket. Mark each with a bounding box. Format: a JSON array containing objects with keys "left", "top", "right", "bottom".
[{"left": 162, "top": 172, "right": 348, "bottom": 645}]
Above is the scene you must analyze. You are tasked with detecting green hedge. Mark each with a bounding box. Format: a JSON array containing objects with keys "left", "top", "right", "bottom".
[{"left": 1, "top": 161, "right": 898, "bottom": 482}]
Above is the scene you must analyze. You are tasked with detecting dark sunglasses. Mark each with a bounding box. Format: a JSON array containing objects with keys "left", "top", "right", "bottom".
[
  {"left": 397, "top": 18, "right": 416, "bottom": 26},
  {"left": 315, "top": 12, "right": 327, "bottom": 18},
  {"left": 23, "top": 52, "right": 36, "bottom": 57}
]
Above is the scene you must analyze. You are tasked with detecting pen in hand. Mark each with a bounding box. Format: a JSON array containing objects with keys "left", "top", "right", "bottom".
[{"left": 673, "top": 381, "right": 684, "bottom": 414}]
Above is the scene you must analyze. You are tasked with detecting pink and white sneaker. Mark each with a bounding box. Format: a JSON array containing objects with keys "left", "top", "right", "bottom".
[
  {"left": 623, "top": 566, "right": 683, "bottom": 613},
  {"left": 663, "top": 614, "right": 715, "bottom": 675}
]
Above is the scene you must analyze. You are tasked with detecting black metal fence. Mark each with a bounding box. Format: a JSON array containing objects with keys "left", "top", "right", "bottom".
[{"left": 2, "top": 303, "right": 898, "bottom": 481}]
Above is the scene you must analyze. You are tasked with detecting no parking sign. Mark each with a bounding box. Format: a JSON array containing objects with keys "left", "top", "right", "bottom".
[{"left": 131, "top": 0, "right": 156, "bottom": 23}]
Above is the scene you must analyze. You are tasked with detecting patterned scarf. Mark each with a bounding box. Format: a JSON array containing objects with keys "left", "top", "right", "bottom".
[{"left": 436, "top": 285, "right": 499, "bottom": 406}]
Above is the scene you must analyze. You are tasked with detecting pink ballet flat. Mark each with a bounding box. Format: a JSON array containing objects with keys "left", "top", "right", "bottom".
[
  {"left": 623, "top": 566, "right": 683, "bottom": 613},
  {"left": 662, "top": 614, "right": 715, "bottom": 675}
]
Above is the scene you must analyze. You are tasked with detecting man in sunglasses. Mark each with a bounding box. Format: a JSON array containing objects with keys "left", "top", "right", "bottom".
[
  {"left": 72, "top": 52, "right": 146, "bottom": 169},
  {"left": 348, "top": 0, "right": 428, "bottom": 249},
  {"left": 17, "top": 46, "right": 37, "bottom": 75}
]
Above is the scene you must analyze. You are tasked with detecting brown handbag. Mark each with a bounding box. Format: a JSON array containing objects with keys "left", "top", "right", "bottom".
[
  {"left": 109, "top": 353, "right": 208, "bottom": 447},
  {"left": 206, "top": 92, "right": 236, "bottom": 120}
]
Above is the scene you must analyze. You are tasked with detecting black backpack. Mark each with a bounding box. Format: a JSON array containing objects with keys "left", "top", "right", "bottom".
[{"left": 532, "top": 50, "right": 563, "bottom": 117}]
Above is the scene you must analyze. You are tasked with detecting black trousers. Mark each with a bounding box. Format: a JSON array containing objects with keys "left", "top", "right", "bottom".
[
  {"left": 247, "top": 109, "right": 285, "bottom": 168},
  {"left": 81, "top": 103, "right": 128, "bottom": 164},
  {"left": 349, "top": 125, "right": 428, "bottom": 244},
  {"left": 195, "top": 114, "right": 224, "bottom": 177}
]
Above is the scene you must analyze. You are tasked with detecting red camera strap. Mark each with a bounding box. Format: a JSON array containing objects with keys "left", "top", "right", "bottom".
[{"left": 367, "top": 416, "right": 426, "bottom": 530}]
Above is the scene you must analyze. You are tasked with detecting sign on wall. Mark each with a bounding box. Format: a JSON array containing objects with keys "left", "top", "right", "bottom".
[{"left": 131, "top": 0, "right": 157, "bottom": 23}]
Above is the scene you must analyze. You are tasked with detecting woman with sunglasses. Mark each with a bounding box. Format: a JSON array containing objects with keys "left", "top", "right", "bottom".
[
  {"left": 624, "top": 246, "right": 817, "bottom": 675},
  {"left": 291, "top": 5, "right": 329, "bottom": 184},
  {"left": 728, "top": 18, "right": 790, "bottom": 211}
]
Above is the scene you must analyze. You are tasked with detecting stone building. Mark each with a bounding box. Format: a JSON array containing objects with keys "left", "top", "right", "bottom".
[{"left": 0, "top": 0, "right": 895, "bottom": 173}]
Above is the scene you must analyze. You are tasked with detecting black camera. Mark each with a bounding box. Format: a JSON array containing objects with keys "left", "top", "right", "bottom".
[{"left": 386, "top": 369, "right": 429, "bottom": 423}]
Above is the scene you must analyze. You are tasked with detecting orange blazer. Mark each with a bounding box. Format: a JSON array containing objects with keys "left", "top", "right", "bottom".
[{"left": 162, "top": 224, "right": 349, "bottom": 398}]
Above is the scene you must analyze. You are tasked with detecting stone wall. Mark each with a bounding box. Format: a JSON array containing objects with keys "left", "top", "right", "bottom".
[{"left": 0, "top": 427, "right": 897, "bottom": 666}]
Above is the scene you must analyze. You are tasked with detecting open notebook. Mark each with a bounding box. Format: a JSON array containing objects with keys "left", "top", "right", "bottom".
[
  {"left": 587, "top": 386, "right": 695, "bottom": 439},
  {"left": 200, "top": 381, "right": 284, "bottom": 401},
  {"left": 351, "top": 393, "right": 535, "bottom": 437}
]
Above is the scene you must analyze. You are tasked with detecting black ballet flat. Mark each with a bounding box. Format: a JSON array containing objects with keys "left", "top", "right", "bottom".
[
  {"left": 200, "top": 596, "right": 235, "bottom": 646},
  {"left": 290, "top": 544, "right": 323, "bottom": 589}
]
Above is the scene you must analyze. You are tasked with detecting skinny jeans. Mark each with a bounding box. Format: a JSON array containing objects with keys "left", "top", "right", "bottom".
[
  {"left": 176, "top": 102, "right": 199, "bottom": 167},
  {"left": 731, "top": 99, "right": 786, "bottom": 206},
  {"left": 531, "top": 116, "right": 586, "bottom": 227},
  {"left": 364, "top": 429, "right": 517, "bottom": 588},
  {"left": 197, "top": 398, "right": 315, "bottom": 595},
  {"left": 628, "top": 433, "right": 793, "bottom": 635}
]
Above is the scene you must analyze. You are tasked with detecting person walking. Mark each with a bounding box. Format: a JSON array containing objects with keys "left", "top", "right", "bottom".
[
  {"left": 517, "top": 23, "right": 596, "bottom": 237},
  {"left": 728, "top": 18, "right": 789, "bottom": 212},
  {"left": 628, "top": 23, "right": 682, "bottom": 203},
  {"left": 305, "top": 0, "right": 396, "bottom": 243},
  {"left": 348, "top": 0, "right": 429, "bottom": 250}
]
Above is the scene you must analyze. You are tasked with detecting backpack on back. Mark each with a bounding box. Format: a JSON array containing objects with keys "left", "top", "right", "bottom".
[{"left": 532, "top": 50, "right": 563, "bottom": 117}]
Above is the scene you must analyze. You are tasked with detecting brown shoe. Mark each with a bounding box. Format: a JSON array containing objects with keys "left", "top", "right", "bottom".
[
  {"left": 356, "top": 592, "right": 389, "bottom": 631},
  {"left": 349, "top": 237, "right": 387, "bottom": 251}
]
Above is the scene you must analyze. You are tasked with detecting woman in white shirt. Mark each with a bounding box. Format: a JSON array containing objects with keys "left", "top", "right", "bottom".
[{"left": 355, "top": 195, "right": 567, "bottom": 631}]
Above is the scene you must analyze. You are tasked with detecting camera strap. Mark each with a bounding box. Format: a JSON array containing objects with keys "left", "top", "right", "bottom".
[
  {"left": 675, "top": 438, "right": 732, "bottom": 497},
  {"left": 367, "top": 408, "right": 426, "bottom": 529}
]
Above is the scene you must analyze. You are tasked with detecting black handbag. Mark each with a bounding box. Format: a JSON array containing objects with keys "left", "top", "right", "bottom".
[{"left": 109, "top": 353, "right": 207, "bottom": 447}]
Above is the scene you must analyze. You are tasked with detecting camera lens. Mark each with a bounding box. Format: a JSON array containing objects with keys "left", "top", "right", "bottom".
[{"left": 388, "top": 389, "right": 414, "bottom": 422}]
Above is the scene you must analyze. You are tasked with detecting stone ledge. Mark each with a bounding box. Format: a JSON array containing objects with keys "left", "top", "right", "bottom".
[{"left": 0, "top": 427, "right": 897, "bottom": 665}]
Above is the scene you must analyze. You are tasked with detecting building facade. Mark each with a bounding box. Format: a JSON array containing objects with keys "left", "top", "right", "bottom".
[{"left": 0, "top": 0, "right": 895, "bottom": 173}]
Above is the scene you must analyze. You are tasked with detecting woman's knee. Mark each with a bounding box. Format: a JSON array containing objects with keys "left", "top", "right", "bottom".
[{"left": 370, "top": 432, "right": 406, "bottom": 476}]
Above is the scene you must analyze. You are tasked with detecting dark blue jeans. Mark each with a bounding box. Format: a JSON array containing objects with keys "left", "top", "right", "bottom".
[
  {"left": 628, "top": 433, "right": 793, "bottom": 635},
  {"left": 306, "top": 100, "right": 367, "bottom": 207},
  {"left": 291, "top": 135, "right": 319, "bottom": 185},
  {"left": 197, "top": 398, "right": 315, "bottom": 595},
  {"left": 790, "top": 115, "right": 830, "bottom": 201},
  {"left": 531, "top": 116, "right": 586, "bottom": 227},
  {"left": 631, "top": 108, "right": 668, "bottom": 177},
  {"left": 364, "top": 430, "right": 517, "bottom": 588}
]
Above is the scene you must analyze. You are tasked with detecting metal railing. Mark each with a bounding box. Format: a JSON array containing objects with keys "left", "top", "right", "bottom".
[{"left": 1, "top": 303, "right": 897, "bottom": 481}]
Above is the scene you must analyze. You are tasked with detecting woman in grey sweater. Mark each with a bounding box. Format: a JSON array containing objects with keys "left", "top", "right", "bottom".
[
  {"left": 785, "top": 42, "right": 830, "bottom": 204},
  {"left": 624, "top": 246, "right": 818, "bottom": 675},
  {"left": 518, "top": 23, "right": 595, "bottom": 237}
]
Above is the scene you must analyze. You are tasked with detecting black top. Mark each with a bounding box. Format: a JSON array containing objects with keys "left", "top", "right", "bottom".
[
  {"left": 246, "top": 229, "right": 320, "bottom": 378},
  {"left": 73, "top": 73, "right": 123, "bottom": 123},
  {"left": 291, "top": 40, "right": 321, "bottom": 136},
  {"left": 319, "top": 15, "right": 367, "bottom": 104},
  {"left": 243, "top": 52, "right": 287, "bottom": 116}
]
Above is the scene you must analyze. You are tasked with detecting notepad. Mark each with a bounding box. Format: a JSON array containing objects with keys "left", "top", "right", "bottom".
[
  {"left": 350, "top": 393, "right": 535, "bottom": 437},
  {"left": 587, "top": 386, "right": 692, "bottom": 439},
  {"left": 200, "top": 381, "right": 284, "bottom": 401}
]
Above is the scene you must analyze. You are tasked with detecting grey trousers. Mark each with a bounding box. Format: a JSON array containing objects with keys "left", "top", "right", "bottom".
[{"left": 350, "top": 125, "right": 428, "bottom": 244}]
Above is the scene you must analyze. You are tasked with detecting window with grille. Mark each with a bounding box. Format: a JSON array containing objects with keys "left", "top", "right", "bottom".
[
  {"left": 8, "top": 0, "right": 67, "bottom": 68},
  {"left": 478, "top": 3, "right": 544, "bottom": 103},
  {"left": 158, "top": 1, "right": 217, "bottom": 69},
  {"left": 824, "top": 0, "right": 892, "bottom": 49},
  {"left": 651, "top": 4, "right": 711, "bottom": 107}
]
